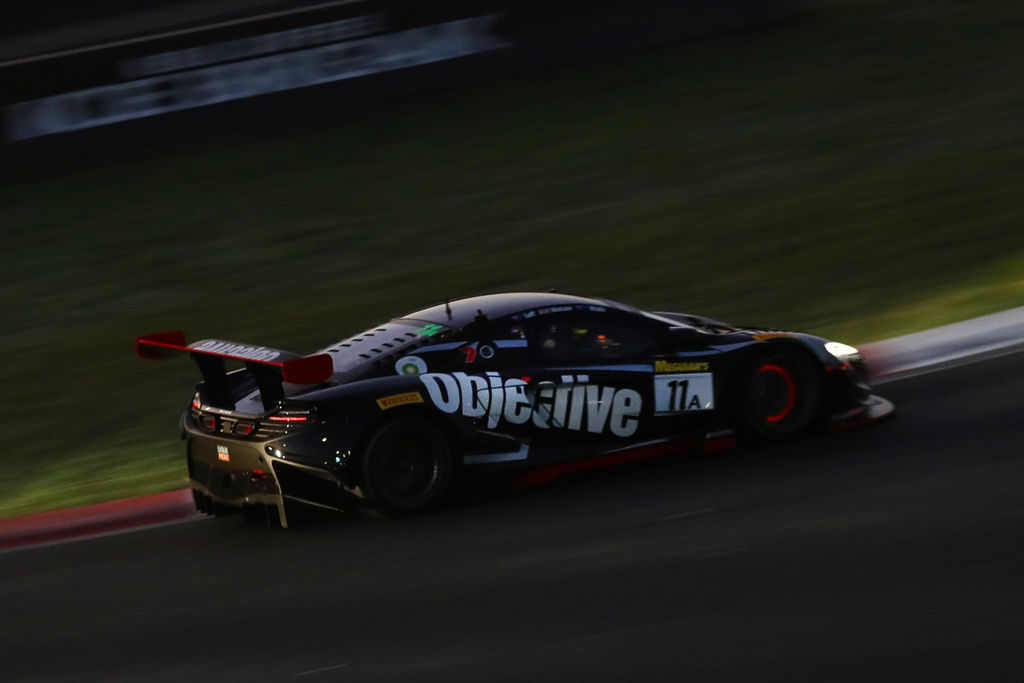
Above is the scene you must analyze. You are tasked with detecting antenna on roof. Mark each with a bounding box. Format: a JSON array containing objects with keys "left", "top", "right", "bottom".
[{"left": 444, "top": 299, "right": 452, "bottom": 320}]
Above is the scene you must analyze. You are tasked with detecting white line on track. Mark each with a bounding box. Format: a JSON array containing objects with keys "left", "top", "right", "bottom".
[
  {"left": 0, "top": 515, "right": 208, "bottom": 556},
  {"left": 657, "top": 508, "right": 719, "bottom": 523},
  {"left": 293, "top": 663, "right": 351, "bottom": 677},
  {"left": 699, "top": 546, "right": 749, "bottom": 559}
]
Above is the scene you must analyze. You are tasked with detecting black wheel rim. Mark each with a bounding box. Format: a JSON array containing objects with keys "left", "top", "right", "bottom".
[
  {"left": 746, "top": 353, "right": 817, "bottom": 436},
  {"left": 370, "top": 425, "right": 443, "bottom": 507},
  {"left": 752, "top": 362, "right": 797, "bottom": 425}
]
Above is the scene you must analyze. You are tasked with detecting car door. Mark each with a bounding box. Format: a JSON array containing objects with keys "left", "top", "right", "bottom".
[
  {"left": 510, "top": 308, "right": 662, "bottom": 446},
  {"left": 649, "top": 326, "right": 722, "bottom": 431}
]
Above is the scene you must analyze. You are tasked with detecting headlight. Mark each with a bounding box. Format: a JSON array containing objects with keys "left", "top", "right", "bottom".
[{"left": 825, "top": 341, "right": 860, "bottom": 360}]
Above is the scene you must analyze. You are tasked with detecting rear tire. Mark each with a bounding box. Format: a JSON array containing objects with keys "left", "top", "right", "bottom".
[
  {"left": 740, "top": 349, "right": 821, "bottom": 442},
  {"left": 360, "top": 417, "right": 453, "bottom": 516}
]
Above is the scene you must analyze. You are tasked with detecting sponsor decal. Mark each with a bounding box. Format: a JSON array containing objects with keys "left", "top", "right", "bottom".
[
  {"left": 510, "top": 304, "right": 606, "bottom": 321},
  {"left": 654, "top": 373, "right": 714, "bottom": 414},
  {"left": 419, "top": 372, "right": 641, "bottom": 437},
  {"left": 654, "top": 360, "right": 709, "bottom": 373},
  {"left": 416, "top": 323, "right": 445, "bottom": 337},
  {"left": 190, "top": 340, "right": 280, "bottom": 362},
  {"left": 376, "top": 391, "right": 425, "bottom": 410},
  {"left": 217, "top": 445, "right": 230, "bottom": 462},
  {"left": 395, "top": 355, "right": 427, "bottom": 375},
  {"left": 460, "top": 342, "right": 496, "bottom": 363},
  {"left": 753, "top": 333, "right": 794, "bottom": 341}
]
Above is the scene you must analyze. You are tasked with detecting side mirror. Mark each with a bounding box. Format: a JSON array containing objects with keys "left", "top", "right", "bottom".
[
  {"left": 667, "top": 326, "right": 699, "bottom": 341},
  {"left": 663, "top": 326, "right": 700, "bottom": 350}
]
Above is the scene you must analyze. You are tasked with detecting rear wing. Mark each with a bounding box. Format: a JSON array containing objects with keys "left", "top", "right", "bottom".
[{"left": 136, "top": 330, "right": 333, "bottom": 410}]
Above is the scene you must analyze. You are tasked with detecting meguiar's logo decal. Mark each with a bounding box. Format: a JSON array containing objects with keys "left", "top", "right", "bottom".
[
  {"left": 376, "top": 392, "right": 424, "bottom": 410},
  {"left": 654, "top": 360, "right": 709, "bottom": 373},
  {"left": 419, "top": 372, "right": 641, "bottom": 437}
]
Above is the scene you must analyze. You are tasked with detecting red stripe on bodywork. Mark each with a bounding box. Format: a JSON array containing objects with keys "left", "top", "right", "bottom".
[
  {"left": 703, "top": 435, "right": 738, "bottom": 452},
  {"left": 511, "top": 438, "right": 703, "bottom": 489},
  {"left": 136, "top": 332, "right": 332, "bottom": 384},
  {"left": 282, "top": 354, "right": 333, "bottom": 384},
  {"left": 135, "top": 330, "right": 187, "bottom": 358}
]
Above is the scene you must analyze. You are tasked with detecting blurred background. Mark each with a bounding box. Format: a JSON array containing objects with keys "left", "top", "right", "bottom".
[{"left": 1, "top": 0, "right": 1022, "bottom": 517}]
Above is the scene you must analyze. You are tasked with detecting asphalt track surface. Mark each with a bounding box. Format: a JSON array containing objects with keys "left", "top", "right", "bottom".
[{"left": 2, "top": 351, "right": 1022, "bottom": 682}]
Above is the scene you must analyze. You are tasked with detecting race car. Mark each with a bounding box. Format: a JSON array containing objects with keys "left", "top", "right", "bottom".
[{"left": 136, "top": 292, "right": 893, "bottom": 526}]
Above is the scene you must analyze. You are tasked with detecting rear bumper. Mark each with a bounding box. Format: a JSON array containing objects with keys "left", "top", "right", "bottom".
[{"left": 186, "top": 435, "right": 352, "bottom": 527}]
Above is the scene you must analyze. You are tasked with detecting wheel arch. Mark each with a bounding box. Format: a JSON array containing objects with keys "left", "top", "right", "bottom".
[
  {"left": 350, "top": 404, "right": 465, "bottom": 483},
  {"left": 730, "top": 339, "right": 828, "bottom": 440}
]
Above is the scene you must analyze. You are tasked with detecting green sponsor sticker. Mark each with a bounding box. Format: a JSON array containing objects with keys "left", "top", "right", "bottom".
[{"left": 416, "top": 323, "right": 444, "bottom": 337}]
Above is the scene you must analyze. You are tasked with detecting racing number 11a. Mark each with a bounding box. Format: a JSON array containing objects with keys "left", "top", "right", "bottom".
[
  {"left": 653, "top": 373, "right": 714, "bottom": 414},
  {"left": 666, "top": 379, "right": 689, "bottom": 413}
]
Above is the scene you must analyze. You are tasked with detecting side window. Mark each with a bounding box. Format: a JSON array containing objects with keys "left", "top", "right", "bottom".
[
  {"left": 454, "top": 313, "right": 529, "bottom": 368},
  {"left": 525, "top": 313, "right": 658, "bottom": 362}
]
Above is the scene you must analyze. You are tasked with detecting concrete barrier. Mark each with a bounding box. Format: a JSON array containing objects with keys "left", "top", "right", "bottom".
[{"left": 1, "top": 0, "right": 806, "bottom": 165}]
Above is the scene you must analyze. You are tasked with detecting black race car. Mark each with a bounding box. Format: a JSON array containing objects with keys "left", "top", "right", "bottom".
[{"left": 137, "top": 292, "right": 893, "bottom": 526}]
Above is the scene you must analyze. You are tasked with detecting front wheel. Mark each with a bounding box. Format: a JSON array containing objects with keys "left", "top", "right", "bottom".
[
  {"left": 360, "top": 417, "right": 453, "bottom": 516},
  {"left": 740, "top": 349, "right": 822, "bottom": 442}
]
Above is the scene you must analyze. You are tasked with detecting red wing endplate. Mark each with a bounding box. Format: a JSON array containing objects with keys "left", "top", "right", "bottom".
[{"left": 135, "top": 330, "right": 333, "bottom": 384}]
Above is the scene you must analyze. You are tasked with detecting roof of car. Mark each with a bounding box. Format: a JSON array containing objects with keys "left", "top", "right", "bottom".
[{"left": 401, "top": 292, "right": 635, "bottom": 328}]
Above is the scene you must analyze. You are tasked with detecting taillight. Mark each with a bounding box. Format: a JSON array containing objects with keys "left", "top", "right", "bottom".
[{"left": 263, "top": 404, "right": 315, "bottom": 429}]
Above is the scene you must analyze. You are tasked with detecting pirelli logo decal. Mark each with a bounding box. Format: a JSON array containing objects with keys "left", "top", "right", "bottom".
[
  {"left": 376, "top": 391, "right": 424, "bottom": 410},
  {"left": 654, "top": 360, "right": 709, "bottom": 373}
]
